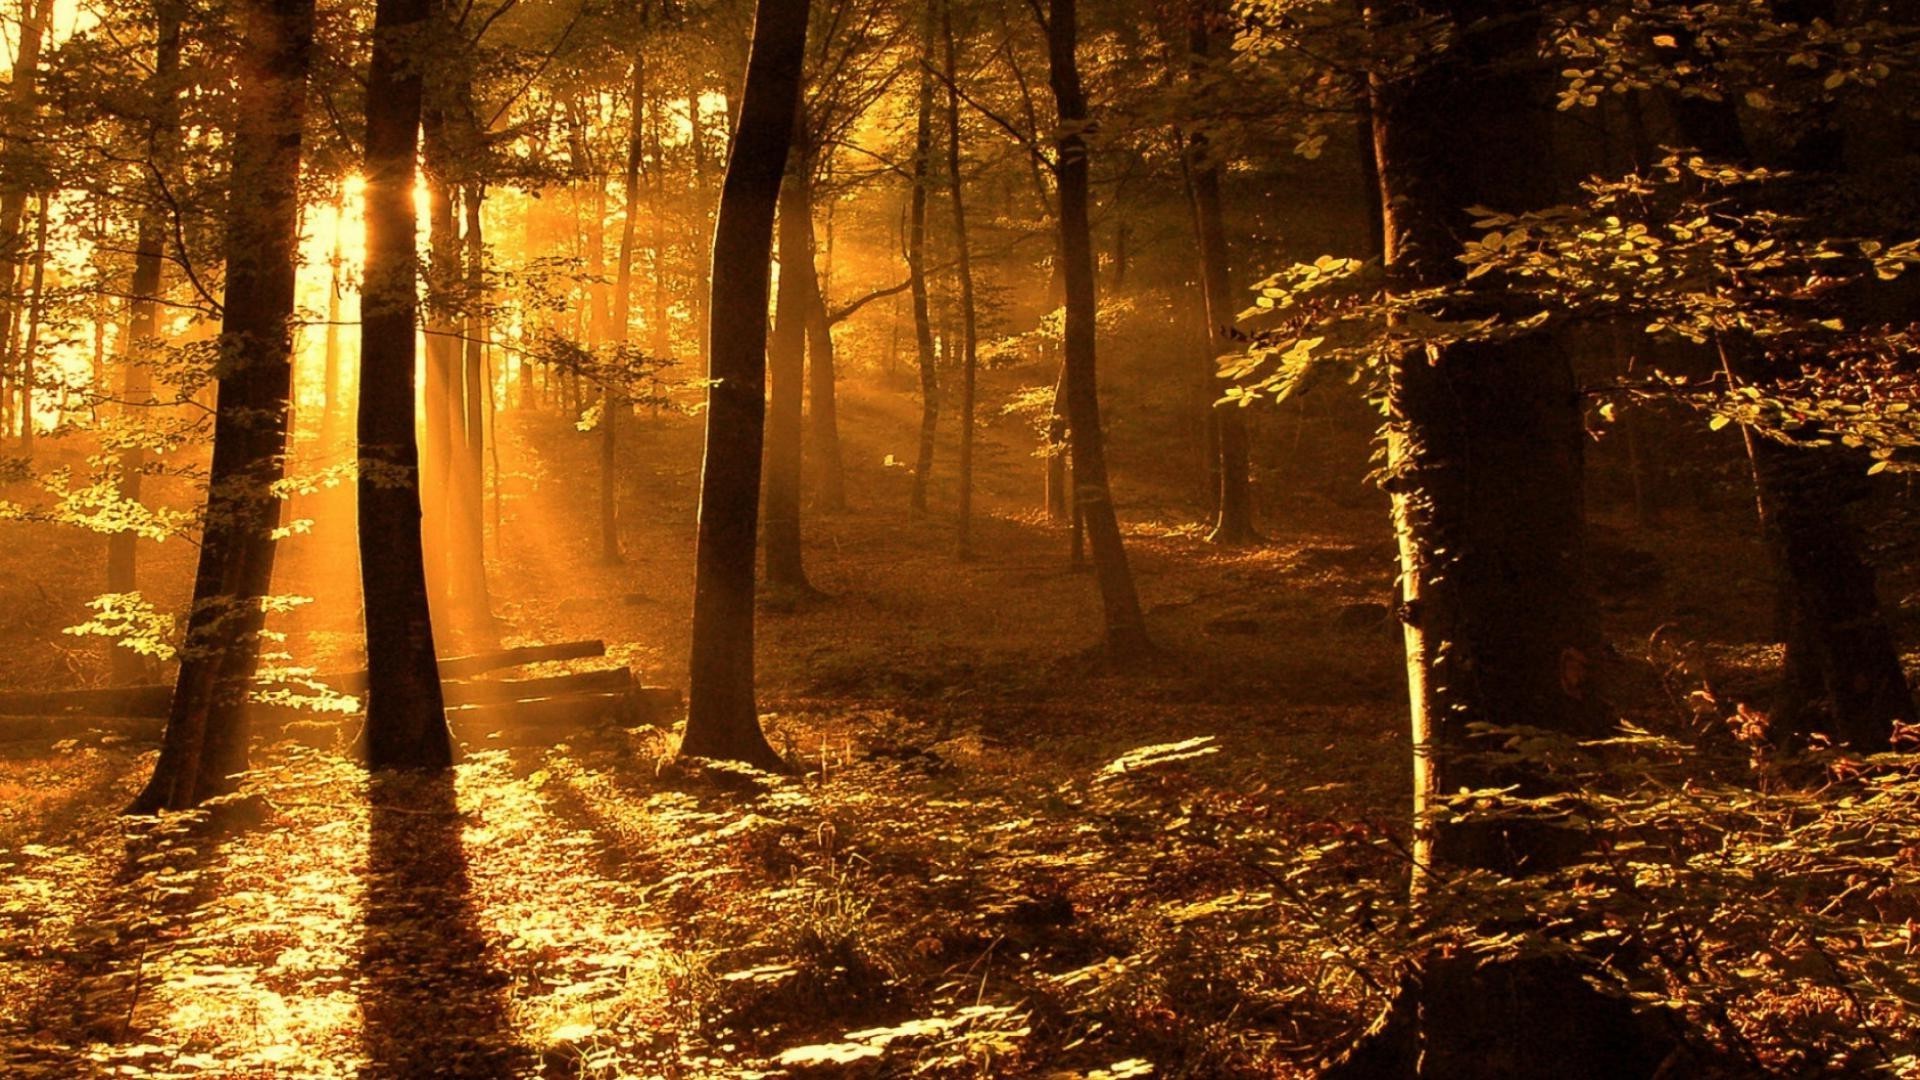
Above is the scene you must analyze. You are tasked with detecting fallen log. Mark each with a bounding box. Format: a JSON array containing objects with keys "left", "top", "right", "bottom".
[{"left": 0, "top": 640, "right": 609, "bottom": 718}]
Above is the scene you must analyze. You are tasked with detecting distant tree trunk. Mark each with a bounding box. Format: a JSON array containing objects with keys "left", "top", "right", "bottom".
[
  {"left": 421, "top": 122, "right": 459, "bottom": 603},
  {"left": 907, "top": 21, "right": 938, "bottom": 515},
  {"left": 646, "top": 86, "right": 671, "bottom": 363},
  {"left": 454, "top": 186, "right": 493, "bottom": 621},
  {"left": 689, "top": 87, "right": 713, "bottom": 373},
  {"left": 942, "top": 0, "right": 979, "bottom": 559},
  {"left": 18, "top": 193, "right": 48, "bottom": 453},
  {"left": 126, "top": 0, "right": 315, "bottom": 812},
  {"left": 1670, "top": 89, "right": 1916, "bottom": 752},
  {"left": 106, "top": 0, "right": 184, "bottom": 685},
  {"left": 681, "top": 0, "right": 809, "bottom": 769},
  {"left": 1183, "top": 0, "right": 1257, "bottom": 545},
  {"left": 763, "top": 151, "right": 815, "bottom": 595},
  {"left": 801, "top": 213, "right": 847, "bottom": 513},
  {"left": 358, "top": 0, "right": 451, "bottom": 771},
  {"left": 1044, "top": 0, "right": 1152, "bottom": 660},
  {"left": 1326, "top": 1, "right": 1672, "bottom": 1073},
  {"left": 1044, "top": 363, "right": 1069, "bottom": 521},
  {"left": 0, "top": 0, "right": 49, "bottom": 402},
  {"left": 604, "top": 55, "right": 648, "bottom": 566},
  {"left": 319, "top": 185, "right": 346, "bottom": 452}
]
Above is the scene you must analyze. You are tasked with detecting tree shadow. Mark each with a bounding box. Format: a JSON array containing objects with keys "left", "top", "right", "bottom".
[{"left": 357, "top": 771, "right": 529, "bottom": 1079}]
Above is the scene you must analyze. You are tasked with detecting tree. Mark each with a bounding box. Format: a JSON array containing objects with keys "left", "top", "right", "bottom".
[
  {"left": 1043, "top": 0, "right": 1152, "bottom": 660},
  {"left": 1325, "top": 0, "right": 1674, "bottom": 1072},
  {"left": 1181, "top": 0, "right": 1257, "bottom": 545},
  {"left": 1662, "top": 93, "right": 1916, "bottom": 752},
  {"left": 358, "top": 0, "right": 452, "bottom": 771},
  {"left": 680, "top": 0, "right": 810, "bottom": 770},
  {"left": 941, "top": 0, "right": 979, "bottom": 559},
  {"left": 127, "top": 0, "right": 316, "bottom": 812},
  {"left": 763, "top": 125, "right": 817, "bottom": 597},
  {"left": 906, "top": 20, "right": 938, "bottom": 515}
]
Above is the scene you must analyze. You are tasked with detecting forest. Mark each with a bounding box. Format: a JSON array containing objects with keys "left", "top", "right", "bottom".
[{"left": 1, "top": 0, "right": 1920, "bottom": 1073}]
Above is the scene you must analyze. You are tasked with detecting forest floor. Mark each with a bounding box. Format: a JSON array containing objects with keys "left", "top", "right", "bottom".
[{"left": 0, "top": 362, "right": 1911, "bottom": 1077}]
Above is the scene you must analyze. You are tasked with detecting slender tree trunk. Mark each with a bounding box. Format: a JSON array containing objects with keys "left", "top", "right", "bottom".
[
  {"left": 320, "top": 185, "right": 345, "bottom": 453},
  {"left": 763, "top": 151, "right": 815, "bottom": 595},
  {"left": 906, "top": 22, "right": 938, "bottom": 514},
  {"left": 1669, "top": 87, "right": 1916, "bottom": 752},
  {"left": 1184, "top": 0, "right": 1257, "bottom": 544},
  {"left": 681, "top": 0, "right": 809, "bottom": 769},
  {"left": 0, "top": 0, "right": 49, "bottom": 394},
  {"left": 608, "top": 53, "right": 648, "bottom": 566},
  {"left": 800, "top": 218, "right": 846, "bottom": 513},
  {"left": 1327, "top": 1, "right": 1671, "bottom": 1073},
  {"left": 646, "top": 86, "right": 671, "bottom": 362},
  {"left": 18, "top": 193, "right": 48, "bottom": 453},
  {"left": 421, "top": 103, "right": 460, "bottom": 605},
  {"left": 127, "top": 0, "right": 315, "bottom": 812},
  {"left": 106, "top": 0, "right": 184, "bottom": 685},
  {"left": 942, "top": 0, "right": 980, "bottom": 559},
  {"left": 1044, "top": 362, "right": 1070, "bottom": 521},
  {"left": 358, "top": 0, "right": 451, "bottom": 770},
  {"left": 454, "top": 185, "right": 493, "bottom": 621},
  {"left": 690, "top": 87, "right": 713, "bottom": 373},
  {"left": 1044, "top": 0, "right": 1152, "bottom": 659}
]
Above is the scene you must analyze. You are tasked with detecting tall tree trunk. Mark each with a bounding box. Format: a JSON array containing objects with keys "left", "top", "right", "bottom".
[
  {"left": 608, "top": 53, "right": 647, "bottom": 566},
  {"left": 801, "top": 214, "right": 846, "bottom": 513},
  {"left": 453, "top": 185, "right": 493, "bottom": 621},
  {"left": 941, "top": 0, "right": 979, "bottom": 558},
  {"left": 681, "top": 0, "right": 809, "bottom": 769},
  {"left": 689, "top": 87, "right": 713, "bottom": 373},
  {"left": 0, "top": 0, "right": 49, "bottom": 395},
  {"left": 126, "top": 0, "right": 315, "bottom": 812},
  {"left": 1183, "top": 0, "right": 1257, "bottom": 544},
  {"left": 763, "top": 152, "right": 815, "bottom": 595},
  {"left": 421, "top": 135, "right": 459, "bottom": 604},
  {"left": 18, "top": 193, "right": 48, "bottom": 454},
  {"left": 358, "top": 0, "right": 451, "bottom": 771},
  {"left": 319, "top": 185, "right": 346, "bottom": 453},
  {"left": 1044, "top": 0, "right": 1152, "bottom": 660},
  {"left": 646, "top": 86, "right": 671, "bottom": 363},
  {"left": 106, "top": 0, "right": 184, "bottom": 685},
  {"left": 906, "top": 21, "right": 938, "bottom": 514},
  {"left": 1669, "top": 86, "right": 1916, "bottom": 752},
  {"left": 1326, "top": 1, "right": 1671, "bottom": 1073}
]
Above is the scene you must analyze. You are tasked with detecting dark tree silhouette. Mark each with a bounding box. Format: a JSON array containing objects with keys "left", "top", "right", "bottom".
[
  {"left": 128, "top": 0, "right": 317, "bottom": 812},
  {"left": 1328, "top": 0, "right": 1675, "bottom": 1073},
  {"left": 680, "top": 0, "right": 810, "bottom": 769},
  {"left": 1044, "top": 0, "right": 1152, "bottom": 660},
  {"left": 358, "top": 0, "right": 451, "bottom": 770}
]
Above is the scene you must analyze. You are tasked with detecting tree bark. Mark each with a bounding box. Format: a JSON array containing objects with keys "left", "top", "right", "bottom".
[
  {"left": 1183, "top": 0, "right": 1258, "bottom": 545},
  {"left": 942, "top": 0, "right": 979, "bottom": 559},
  {"left": 801, "top": 215, "right": 847, "bottom": 513},
  {"left": 607, "top": 54, "right": 648, "bottom": 566},
  {"left": 0, "top": 0, "right": 49, "bottom": 412},
  {"left": 127, "top": 0, "right": 315, "bottom": 812},
  {"left": 1044, "top": 0, "right": 1152, "bottom": 660},
  {"left": 1668, "top": 85, "right": 1916, "bottom": 752},
  {"left": 18, "top": 193, "right": 48, "bottom": 453},
  {"left": 454, "top": 185, "right": 493, "bottom": 621},
  {"left": 690, "top": 87, "right": 713, "bottom": 374},
  {"left": 358, "top": 0, "right": 451, "bottom": 770},
  {"left": 1326, "top": 0, "right": 1671, "bottom": 1073},
  {"left": 763, "top": 151, "right": 815, "bottom": 595},
  {"left": 680, "top": 0, "right": 809, "bottom": 769},
  {"left": 104, "top": 0, "right": 184, "bottom": 686},
  {"left": 421, "top": 117, "right": 459, "bottom": 605},
  {"left": 906, "top": 20, "right": 938, "bottom": 514}
]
